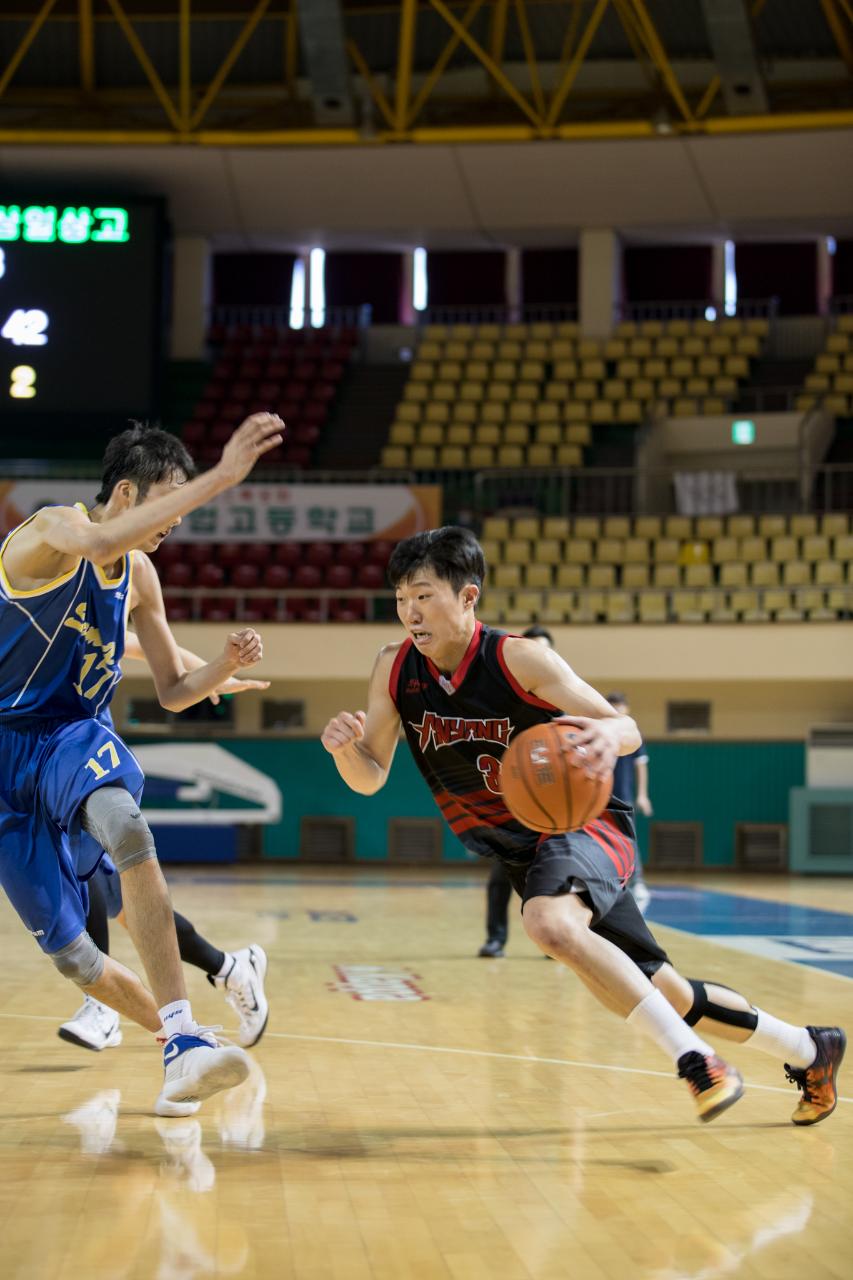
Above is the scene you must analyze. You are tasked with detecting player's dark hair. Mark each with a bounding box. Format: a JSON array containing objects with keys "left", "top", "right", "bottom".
[
  {"left": 387, "top": 526, "right": 486, "bottom": 595},
  {"left": 606, "top": 691, "right": 629, "bottom": 706},
  {"left": 523, "top": 625, "right": 554, "bottom": 646},
  {"left": 96, "top": 422, "right": 196, "bottom": 505}
]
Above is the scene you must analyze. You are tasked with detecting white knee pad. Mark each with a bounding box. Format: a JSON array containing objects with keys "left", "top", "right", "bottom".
[
  {"left": 81, "top": 785, "right": 156, "bottom": 873},
  {"left": 51, "top": 930, "right": 104, "bottom": 987}
]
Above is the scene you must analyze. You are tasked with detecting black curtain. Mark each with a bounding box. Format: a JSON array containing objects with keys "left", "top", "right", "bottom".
[
  {"left": 735, "top": 242, "right": 817, "bottom": 316},
  {"left": 521, "top": 249, "right": 578, "bottom": 306},
  {"left": 324, "top": 251, "right": 404, "bottom": 323},
  {"left": 212, "top": 253, "right": 296, "bottom": 306},
  {"left": 623, "top": 245, "right": 713, "bottom": 303},
  {"left": 426, "top": 251, "right": 506, "bottom": 306}
]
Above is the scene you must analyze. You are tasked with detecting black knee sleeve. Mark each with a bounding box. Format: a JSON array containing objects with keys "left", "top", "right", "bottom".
[{"left": 684, "top": 978, "right": 758, "bottom": 1031}]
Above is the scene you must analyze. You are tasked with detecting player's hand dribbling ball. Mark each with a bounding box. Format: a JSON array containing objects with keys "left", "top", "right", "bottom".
[{"left": 500, "top": 721, "right": 613, "bottom": 834}]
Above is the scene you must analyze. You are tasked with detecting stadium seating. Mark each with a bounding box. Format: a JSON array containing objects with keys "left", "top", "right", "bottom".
[
  {"left": 381, "top": 317, "right": 767, "bottom": 469},
  {"left": 795, "top": 314, "right": 853, "bottom": 416},
  {"left": 181, "top": 325, "right": 356, "bottom": 470}
]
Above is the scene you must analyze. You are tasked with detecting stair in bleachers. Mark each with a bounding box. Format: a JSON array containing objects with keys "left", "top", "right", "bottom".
[
  {"left": 315, "top": 364, "right": 410, "bottom": 469},
  {"left": 735, "top": 357, "right": 813, "bottom": 413}
]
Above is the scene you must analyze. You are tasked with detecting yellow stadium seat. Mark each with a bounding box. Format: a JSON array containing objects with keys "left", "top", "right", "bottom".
[
  {"left": 726, "top": 515, "right": 755, "bottom": 537},
  {"left": 507, "top": 402, "right": 531, "bottom": 423},
  {"left": 540, "top": 591, "right": 575, "bottom": 623},
  {"left": 655, "top": 338, "right": 679, "bottom": 358},
  {"left": 410, "top": 361, "right": 435, "bottom": 382},
  {"left": 527, "top": 444, "right": 553, "bottom": 467},
  {"left": 475, "top": 323, "right": 501, "bottom": 340},
  {"left": 389, "top": 421, "right": 416, "bottom": 446},
  {"left": 581, "top": 359, "right": 606, "bottom": 380},
  {"left": 504, "top": 538, "right": 531, "bottom": 566},
  {"left": 487, "top": 556, "right": 521, "bottom": 584},
  {"left": 617, "top": 359, "right": 642, "bottom": 380},
  {"left": 492, "top": 361, "right": 517, "bottom": 382},
  {"left": 404, "top": 382, "right": 428, "bottom": 403},
  {"left": 740, "top": 536, "right": 767, "bottom": 563},
  {"left": 563, "top": 402, "right": 590, "bottom": 423},
  {"left": 736, "top": 335, "right": 761, "bottom": 357},
  {"left": 683, "top": 563, "right": 713, "bottom": 587},
  {"left": 542, "top": 517, "right": 570, "bottom": 539},
  {"left": 465, "top": 361, "right": 490, "bottom": 382},
  {"left": 522, "top": 346, "right": 548, "bottom": 366},
  {"left": 506, "top": 591, "right": 543, "bottom": 624},
  {"left": 730, "top": 588, "right": 761, "bottom": 616},
  {"left": 750, "top": 561, "right": 780, "bottom": 587},
  {"left": 631, "top": 377, "right": 655, "bottom": 401},
  {"left": 566, "top": 537, "right": 594, "bottom": 563},
  {"left": 437, "top": 361, "right": 462, "bottom": 381},
  {"left": 629, "top": 338, "right": 653, "bottom": 359},
  {"left": 578, "top": 339, "right": 602, "bottom": 358},
  {"left": 762, "top": 588, "right": 792, "bottom": 614},
  {"left": 569, "top": 593, "right": 604, "bottom": 623},
  {"left": 618, "top": 400, "right": 643, "bottom": 423},
  {"left": 702, "top": 398, "right": 726, "bottom": 415},
  {"left": 525, "top": 563, "right": 553, "bottom": 589},
  {"left": 816, "top": 354, "right": 840, "bottom": 375},
  {"left": 597, "top": 537, "right": 625, "bottom": 563},
  {"left": 789, "top": 514, "right": 817, "bottom": 538},
  {"left": 757, "top": 515, "right": 786, "bottom": 538},
  {"left": 719, "top": 318, "right": 744, "bottom": 336},
  {"left": 604, "top": 339, "right": 627, "bottom": 360},
  {"left": 553, "top": 360, "right": 578, "bottom": 381},
  {"left": 640, "top": 320, "right": 665, "bottom": 338},
  {"left": 424, "top": 401, "right": 450, "bottom": 422},
  {"left": 672, "top": 591, "right": 704, "bottom": 623},
  {"left": 381, "top": 445, "right": 408, "bottom": 467},
  {"left": 834, "top": 534, "right": 853, "bottom": 559},
  {"left": 643, "top": 358, "right": 668, "bottom": 381},
  {"left": 432, "top": 382, "right": 455, "bottom": 402},
  {"left": 555, "top": 563, "right": 584, "bottom": 588},
  {"left": 418, "top": 340, "right": 442, "bottom": 359},
  {"left": 622, "top": 537, "right": 649, "bottom": 564},
  {"left": 504, "top": 425, "right": 529, "bottom": 446},
  {"left": 535, "top": 538, "right": 562, "bottom": 564},
  {"left": 556, "top": 444, "right": 583, "bottom": 467},
  {"left": 664, "top": 515, "right": 692, "bottom": 539},
  {"left": 550, "top": 340, "right": 575, "bottom": 359},
  {"left": 671, "top": 357, "right": 693, "bottom": 380},
  {"left": 497, "top": 445, "right": 525, "bottom": 468},
  {"left": 529, "top": 322, "right": 554, "bottom": 340},
  {"left": 606, "top": 592, "right": 635, "bottom": 624},
  {"left": 602, "top": 379, "right": 627, "bottom": 401},
  {"left": 725, "top": 355, "right": 749, "bottom": 378},
  {"left": 566, "top": 423, "right": 591, "bottom": 446},
  {"left": 622, "top": 563, "right": 650, "bottom": 588},
  {"left": 504, "top": 324, "right": 527, "bottom": 340},
  {"left": 481, "top": 515, "right": 509, "bottom": 540},
  {"left": 638, "top": 591, "right": 668, "bottom": 623},
  {"left": 417, "top": 424, "right": 444, "bottom": 446},
  {"left": 802, "top": 534, "right": 831, "bottom": 562},
  {"left": 695, "top": 517, "right": 723, "bottom": 539},
  {"left": 446, "top": 424, "right": 473, "bottom": 446},
  {"left": 823, "top": 513, "right": 849, "bottom": 538},
  {"left": 479, "top": 400, "right": 505, "bottom": 425},
  {"left": 614, "top": 321, "right": 637, "bottom": 338},
  {"left": 513, "top": 381, "right": 537, "bottom": 403},
  {"left": 652, "top": 563, "right": 680, "bottom": 588},
  {"left": 665, "top": 319, "right": 691, "bottom": 337},
  {"left": 469, "top": 445, "right": 495, "bottom": 467},
  {"left": 475, "top": 425, "right": 501, "bottom": 446},
  {"left": 838, "top": 315, "right": 853, "bottom": 333},
  {"left": 590, "top": 401, "right": 614, "bottom": 423},
  {"left": 770, "top": 535, "right": 798, "bottom": 562},
  {"left": 575, "top": 381, "right": 597, "bottom": 401},
  {"left": 708, "top": 336, "right": 732, "bottom": 356},
  {"left": 782, "top": 561, "right": 811, "bottom": 587},
  {"left": 470, "top": 341, "right": 496, "bottom": 361},
  {"left": 720, "top": 562, "right": 747, "bottom": 587},
  {"left": 815, "top": 559, "right": 843, "bottom": 586},
  {"left": 438, "top": 445, "right": 465, "bottom": 468},
  {"left": 497, "top": 341, "right": 522, "bottom": 360},
  {"left": 712, "top": 536, "right": 738, "bottom": 562},
  {"left": 634, "top": 516, "right": 662, "bottom": 539},
  {"left": 459, "top": 381, "right": 484, "bottom": 403},
  {"left": 486, "top": 382, "right": 512, "bottom": 403},
  {"left": 573, "top": 517, "right": 600, "bottom": 539},
  {"left": 588, "top": 564, "right": 616, "bottom": 588},
  {"left": 673, "top": 398, "right": 699, "bottom": 416},
  {"left": 535, "top": 403, "right": 560, "bottom": 424},
  {"left": 410, "top": 445, "right": 437, "bottom": 467},
  {"left": 713, "top": 376, "right": 738, "bottom": 396},
  {"left": 653, "top": 538, "right": 680, "bottom": 563},
  {"left": 535, "top": 423, "right": 561, "bottom": 446}
]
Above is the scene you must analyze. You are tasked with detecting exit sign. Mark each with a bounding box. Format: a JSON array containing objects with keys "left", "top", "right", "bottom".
[{"left": 732, "top": 419, "right": 756, "bottom": 445}]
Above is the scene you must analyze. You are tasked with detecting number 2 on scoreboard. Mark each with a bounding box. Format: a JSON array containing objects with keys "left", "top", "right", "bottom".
[{"left": 9, "top": 365, "right": 36, "bottom": 399}]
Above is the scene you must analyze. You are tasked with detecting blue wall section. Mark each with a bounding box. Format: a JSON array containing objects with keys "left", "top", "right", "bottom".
[{"left": 131, "top": 737, "right": 806, "bottom": 866}]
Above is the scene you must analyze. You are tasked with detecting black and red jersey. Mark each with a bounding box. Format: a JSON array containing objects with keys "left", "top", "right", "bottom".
[{"left": 389, "top": 620, "right": 634, "bottom": 870}]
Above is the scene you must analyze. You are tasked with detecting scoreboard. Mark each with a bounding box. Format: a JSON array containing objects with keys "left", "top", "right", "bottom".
[{"left": 0, "top": 197, "right": 164, "bottom": 418}]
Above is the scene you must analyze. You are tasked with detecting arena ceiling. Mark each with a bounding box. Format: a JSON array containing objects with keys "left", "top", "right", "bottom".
[{"left": 0, "top": 0, "right": 851, "bottom": 145}]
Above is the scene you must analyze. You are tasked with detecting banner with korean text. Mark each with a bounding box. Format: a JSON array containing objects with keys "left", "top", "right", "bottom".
[{"left": 0, "top": 482, "right": 442, "bottom": 543}]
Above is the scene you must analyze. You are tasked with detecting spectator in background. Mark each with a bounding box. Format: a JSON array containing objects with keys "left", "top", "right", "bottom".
[
  {"left": 477, "top": 625, "right": 554, "bottom": 957},
  {"left": 606, "top": 691, "right": 652, "bottom": 914}
]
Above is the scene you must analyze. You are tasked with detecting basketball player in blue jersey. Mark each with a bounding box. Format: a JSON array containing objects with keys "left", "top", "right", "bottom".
[
  {"left": 322, "top": 527, "right": 845, "bottom": 1126},
  {"left": 0, "top": 414, "right": 282, "bottom": 1116}
]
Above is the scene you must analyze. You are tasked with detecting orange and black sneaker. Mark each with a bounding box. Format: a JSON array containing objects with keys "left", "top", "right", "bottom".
[
  {"left": 785, "top": 1025, "right": 846, "bottom": 1126},
  {"left": 677, "top": 1051, "right": 744, "bottom": 1123}
]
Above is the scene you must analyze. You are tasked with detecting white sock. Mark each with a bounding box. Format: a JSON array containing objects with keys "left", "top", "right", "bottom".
[
  {"left": 159, "top": 999, "right": 195, "bottom": 1039},
  {"left": 747, "top": 1009, "right": 816, "bottom": 1069},
  {"left": 215, "top": 954, "right": 235, "bottom": 982},
  {"left": 627, "top": 989, "right": 715, "bottom": 1065}
]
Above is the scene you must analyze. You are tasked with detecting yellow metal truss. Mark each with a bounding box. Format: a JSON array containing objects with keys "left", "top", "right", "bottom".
[{"left": 0, "top": 0, "right": 850, "bottom": 145}]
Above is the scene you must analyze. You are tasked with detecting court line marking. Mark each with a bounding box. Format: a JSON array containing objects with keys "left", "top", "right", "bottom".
[{"left": 2, "top": 1011, "right": 848, "bottom": 1105}]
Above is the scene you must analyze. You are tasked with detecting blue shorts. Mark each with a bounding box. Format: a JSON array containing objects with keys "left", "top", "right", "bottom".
[{"left": 0, "top": 715, "right": 144, "bottom": 954}]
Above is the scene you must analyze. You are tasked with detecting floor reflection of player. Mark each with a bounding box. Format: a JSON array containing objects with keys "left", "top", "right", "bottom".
[
  {"left": 0, "top": 417, "right": 282, "bottom": 1115},
  {"left": 322, "top": 527, "right": 845, "bottom": 1125}
]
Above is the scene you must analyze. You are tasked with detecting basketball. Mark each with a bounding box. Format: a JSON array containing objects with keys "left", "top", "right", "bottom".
[{"left": 500, "top": 721, "right": 613, "bottom": 834}]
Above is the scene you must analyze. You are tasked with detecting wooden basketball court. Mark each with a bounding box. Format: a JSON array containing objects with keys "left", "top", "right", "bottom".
[{"left": 2, "top": 868, "right": 851, "bottom": 1280}]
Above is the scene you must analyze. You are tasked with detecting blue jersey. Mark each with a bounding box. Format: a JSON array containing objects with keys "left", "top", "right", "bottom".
[{"left": 0, "top": 504, "right": 132, "bottom": 722}]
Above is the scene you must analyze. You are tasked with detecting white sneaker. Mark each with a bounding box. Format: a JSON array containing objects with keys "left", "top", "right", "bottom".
[
  {"left": 58, "top": 996, "right": 122, "bottom": 1051},
  {"left": 214, "top": 946, "right": 269, "bottom": 1048},
  {"left": 155, "top": 1118, "right": 216, "bottom": 1193},
  {"left": 155, "top": 1031, "right": 250, "bottom": 1118},
  {"left": 219, "top": 1056, "right": 267, "bottom": 1150}
]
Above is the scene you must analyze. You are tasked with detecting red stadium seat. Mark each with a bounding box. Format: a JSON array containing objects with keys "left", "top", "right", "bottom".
[
  {"left": 182, "top": 422, "right": 207, "bottom": 447},
  {"left": 293, "top": 361, "right": 318, "bottom": 381},
  {"left": 257, "top": 382, "right": 281, "bottom": 402},
  {"left": 293, "top": 564, "right": 323, "bottom": 589},
  {"left": 326, "top": 564, "right": 353, "bottom": 589},
  {"left": 302, "top": 401, "right": 327, "bottom": 424},
  {"left": 263, "top": 563, "right": 292, "bottom": 588},
  {"left": 273, "top": 543, "right": 301, "bottom": 568},
  {"left": 198, "top": 563, "right": 225, "bottom": 588},
  {"left": 193, "top": 401, "right": 216, "bottom": 421},
  {"left": 232, "top": 563, "right": 260, "bottom": 590},
  {"left": 267, "top": 360, "right": 290, "bottom": 379},
  {"left": 293, "top": 425, "right": 319, "bottom": 447},
  {"left": 243, "top": 543, "right": 272, "bottom": 567},
  {"left": 184, "top": 543, "right": 215, "bottom": 566},
  {"left": 356, "top": 563, "right": 384, "bottom": 589},
  {"left": 338, "top": 542, "right": 366, "bottom": 568},
  {"left": 201, "top": 597, "right": 237, "bottom": 622},
  {"left": 238, "top": 360, "right": 263, "bottom": 380},
  {"left": 156, "top": 541, "right": 184, "bottom": 568},
  {"left": 216, "top": 542, "right": 243, "bottom": 570},
  {"left": 210, "top": 422, "right": 233, "bottom": 445},
  {"left": 330, "top": 598, "right": 366, "bottom": 622},
  {"left": 241, "top": 600, "right": 277, "bottom": 623},
  {"left": 305, "top": 542, "right": 334, "bottom": 568},
  {"left": 219, "top": 402, "right": 246, "bottom": 424},
  {"left": 367, "top": 540, "right": 394, "bottom": 566},
  {"left": 321, "top": 362, "right": 345, "bottom": 381},
  {"left": 165, "top": 599, "right": 192, "bottom": 623},
  {"left": 164, "top": 563, "right": 193, "bottom": 588},
  {"left": 283, "top": 447, "right": 311, "bottom": 467}
]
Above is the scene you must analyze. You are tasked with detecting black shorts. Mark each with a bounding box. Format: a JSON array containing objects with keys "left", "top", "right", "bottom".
[{"left": 498, "top": 814, "right": 670, "bottom": 977}]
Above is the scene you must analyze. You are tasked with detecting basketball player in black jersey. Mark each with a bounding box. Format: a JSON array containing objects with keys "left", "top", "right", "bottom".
[{"left": 322, "top": 526, "right": 845, "bottom": 1126}]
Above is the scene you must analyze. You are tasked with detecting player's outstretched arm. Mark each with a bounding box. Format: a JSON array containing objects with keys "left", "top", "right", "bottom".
[
  {"left": 502, "top": 637, "right": 641, "bottom": 777},
  {"left": 129, "top": 553, "right": 265, "bottom": 712},
  {"left": 12, "top": 413, "right": 284, "bottom": 570},
  {"left": 123, "top": 628, "right": 270, "bottom": 704},
  {"left": 321, "top": 645, "right": 402, "bottom": 795}
]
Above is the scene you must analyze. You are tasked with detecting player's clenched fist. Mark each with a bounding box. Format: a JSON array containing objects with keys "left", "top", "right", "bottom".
[
  {"left": 321, "top": 710, "right": 366, "bottom": 754},
  {"left": 223, "top": 628, "right": 263, "bottom": 669}
]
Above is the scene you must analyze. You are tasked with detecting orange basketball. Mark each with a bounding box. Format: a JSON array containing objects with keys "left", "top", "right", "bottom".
[{"left": 500, "top": 721, "right": 613, "bottom": 834}]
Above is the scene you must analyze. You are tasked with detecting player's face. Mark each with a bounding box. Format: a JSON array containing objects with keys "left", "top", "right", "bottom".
[
  {"left": 135, "top": 472, "right": 188, "bottom": 553},
  {"left": 395, "top": 568, "right": 477, "bottom": 663}
]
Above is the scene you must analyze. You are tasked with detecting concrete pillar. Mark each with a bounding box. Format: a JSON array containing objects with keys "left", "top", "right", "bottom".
[
  {"left": 170, "top": 236, "right": 210, "bottom": 360},
  {"left": 505, "top": 247, "right": 522, "bottom": 321},
  {"left": 579, "top": 228, "right": 620, "bottom": 337},
  {"left": 711, "top": 241, "right": 726, "bottom": 316}
]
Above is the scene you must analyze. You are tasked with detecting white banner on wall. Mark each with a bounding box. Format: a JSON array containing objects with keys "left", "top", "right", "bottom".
[{"left": 0, "top": 481, "right": 442, "bottom": 543}]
